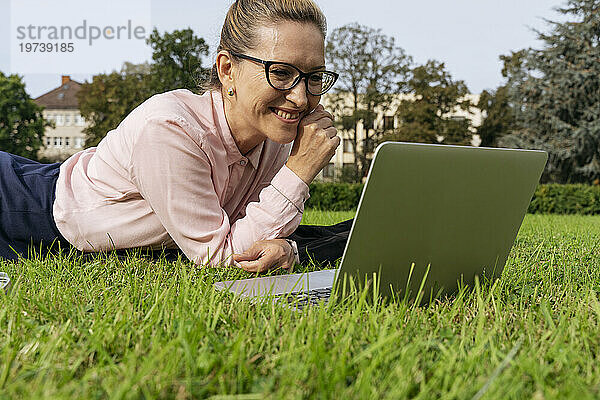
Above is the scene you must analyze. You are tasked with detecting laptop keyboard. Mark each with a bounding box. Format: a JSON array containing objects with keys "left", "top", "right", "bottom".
[{"left": 275, "top": 287, "right": 332, "bottom": 310}]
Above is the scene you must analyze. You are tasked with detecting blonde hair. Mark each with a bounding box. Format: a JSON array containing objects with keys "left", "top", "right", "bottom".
[{"left": 203, "top": 0, "right": 327, "bottom": 92}]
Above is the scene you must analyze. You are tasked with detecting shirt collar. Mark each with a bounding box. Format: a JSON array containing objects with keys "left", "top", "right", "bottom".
[
  {"left": 210, "top": 90, "right": 265, "bottom": 169},
  {"left": 246, "top": 141, "right": 264, "bottom": 170}
]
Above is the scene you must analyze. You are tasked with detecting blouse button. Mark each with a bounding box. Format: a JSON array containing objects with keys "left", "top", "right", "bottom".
[{"left": 239, "top": 160, "right": 247, "bottom": 166}]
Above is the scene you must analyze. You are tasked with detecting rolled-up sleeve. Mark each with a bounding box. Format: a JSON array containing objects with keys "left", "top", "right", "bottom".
[{"left": 130, "top": 116, "right": 309, "bottom": 266}]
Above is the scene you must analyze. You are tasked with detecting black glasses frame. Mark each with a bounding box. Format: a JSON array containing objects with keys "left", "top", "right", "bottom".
[{"left": 229, "top": 51, "right": 338, "bottom": 96}]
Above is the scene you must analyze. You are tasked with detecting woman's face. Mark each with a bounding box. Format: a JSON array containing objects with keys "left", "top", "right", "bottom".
[{"left": 227, "top": 21, "right": 325, "bottom": 147}]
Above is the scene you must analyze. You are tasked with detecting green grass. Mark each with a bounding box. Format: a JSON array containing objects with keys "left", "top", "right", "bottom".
[{"left": 1, "top": 212, "right": 600, "bottom": 399}]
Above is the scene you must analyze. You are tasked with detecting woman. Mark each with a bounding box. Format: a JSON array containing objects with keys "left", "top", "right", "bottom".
[{"left": 0, "top": 0, "right": 351, "bottom": 272}]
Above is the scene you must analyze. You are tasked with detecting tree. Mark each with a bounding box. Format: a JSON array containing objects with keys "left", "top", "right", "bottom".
[
  {"left": 499, "top": 50, "right": 527, "bottom": 81},
  {"left": 147, "top": 28, "right": 210, "bottom": 93},
  {"left": 476, "top": 86, "right": 514, "bottom": 147},
  {"left": 326, "top": 23, "right": 411, "bottom": 181},
  {"left": 389, "top": 60, "right": 474, "bottom": 145},
  {"left": 78, "top": 28, "right": 211, "bottom": 147},
  {"left": 77, "top": 62, "right": 154, "bottom": 147},
  {"left": 477, "top": 50, "right": 525, "bottom": 147},
  {"left": 0, "top": 72, "right": 49, "bottom": 159},
  {"left": 504, "top": 0, "right": 600, "bottom": 183},
  {"left": 476, "top": 51, "right": 524, "bottom": 147}
]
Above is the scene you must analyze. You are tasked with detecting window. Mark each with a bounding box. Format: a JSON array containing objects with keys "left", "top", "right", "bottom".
[
  {"left": 323, "top": 163, "right": 335, "bottom": 178},
  {"left": 75, "top": 114, "right": 85, "bottom": 126},
  {"left": 45, "top": 137, "right": 52, "bottom": 146},
  {"left": 65, "top": 115, "right": 71, "bottom": 125},
  {"left": 55, "top": 115, "right": 64, "bottom": 126},
  {"left": 64, "top": 137, "right": 71, "bottom": 146},
  {"left": 383, "top": 115, "right": 395, "bottom": 130},
  {"left": 74, "top": 137, "right": 84, "bottom": 148},
  {"left": 343, "top": 139, "right": 353, "bottom": 153},
  {"left": 54, "top": 137, "right": 62, "bottom": 146}
]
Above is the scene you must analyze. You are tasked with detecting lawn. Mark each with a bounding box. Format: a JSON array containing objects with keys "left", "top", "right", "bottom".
[{"left": 1, "top": 212, "right": 600, "bottom": 399}]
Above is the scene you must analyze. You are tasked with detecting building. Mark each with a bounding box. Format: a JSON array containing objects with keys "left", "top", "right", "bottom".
[
  {"left": 34, "top": 75, "right": 87, "bottom": 161},
  {"left": 317, "top": 93, "right": 483, "bottom": 181}
]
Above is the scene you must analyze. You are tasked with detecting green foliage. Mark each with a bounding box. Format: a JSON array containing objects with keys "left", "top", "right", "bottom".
[
  {"left": 307, "top": 182, "right": 600, "bottom": 214},
  {"left": 389, "top": 60, "right": 474, "bottom": 146},
  {"left": 504, "top": 0, "right": 600, "bottom": 183},
  {"left": 306, "top": 182, "right": 363, "bottom": 211},
  {"left": 0, "top": 72, "right": 49, "bottom": 159},
  {"left": 499, "top": 50, "right": 527, "bottom": 81},
  {"left": 77, "top": 62, "right": 154, "bottom": 147},
  {"left": 528, "top": 184, "right": 600, "bottom": 214},
  {"left": 2, "top": 213, "right": 600, "bottom": 398},
  {"left": 78, "top": 29, "right": 210, "bottom": 147},
  {"left": 326, "top": 23, "right": 411, "bottom": 181},
  {"left": 147, "top": 27, "right": 209, "bottom": 94},
  {"left": 477, "top": 86, "right": 515, "bottom": 147},
  {"left": 476, "top": 50, "right": 524, "bottom": 148}
]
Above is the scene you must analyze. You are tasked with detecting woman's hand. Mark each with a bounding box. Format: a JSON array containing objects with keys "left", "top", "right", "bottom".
[
  {"left": 286, "top": 104, "right": 341, "bottom": 185},
  {"left": 232, "top": 239, "right": 295, "bottom": 273}
]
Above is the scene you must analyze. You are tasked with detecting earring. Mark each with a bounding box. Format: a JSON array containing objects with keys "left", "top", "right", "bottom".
[{"left": 227, "top": 87, "right": 235, "bottom": 96}]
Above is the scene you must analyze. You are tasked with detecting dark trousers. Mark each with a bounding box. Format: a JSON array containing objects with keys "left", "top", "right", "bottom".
[
  {"left": 0, "top": 151, "right": 352, "bottom": 266},
  {"left": 287, "top": 219, "right": 353, "bottom": 266},
  {"left": 0, "top": 151, "right": 70, "bottom": 261}
]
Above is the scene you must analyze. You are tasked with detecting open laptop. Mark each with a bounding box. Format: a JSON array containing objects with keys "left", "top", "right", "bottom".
[{"left": 214, "top": 142, "right": 548, "bottom": 309}]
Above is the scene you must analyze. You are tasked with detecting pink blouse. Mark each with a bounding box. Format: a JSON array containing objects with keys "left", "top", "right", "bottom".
[{"left": 53, "top": 89, "right": 309, "bottom": 265}]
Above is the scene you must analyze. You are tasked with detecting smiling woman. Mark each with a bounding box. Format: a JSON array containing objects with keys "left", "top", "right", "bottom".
[{"left": 1, "top": 0, "right": 351, "bottom": 273}]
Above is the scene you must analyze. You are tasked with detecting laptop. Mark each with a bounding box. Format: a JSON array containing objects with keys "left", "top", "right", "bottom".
[{"left": 214, "top": 142, "right": 548, "bottom": 309}]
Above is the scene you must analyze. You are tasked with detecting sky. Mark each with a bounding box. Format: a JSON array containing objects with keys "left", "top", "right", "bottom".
[{"left": 0, "top": 0, "right": 565, "bottom": 98}]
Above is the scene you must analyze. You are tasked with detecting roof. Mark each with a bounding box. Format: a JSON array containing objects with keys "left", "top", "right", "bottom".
[{"left": 34, "top": 79, "right": 83, "bottom": 110}]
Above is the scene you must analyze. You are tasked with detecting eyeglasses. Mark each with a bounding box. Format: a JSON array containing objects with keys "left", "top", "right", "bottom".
[{"left": 229, "top": 51, "right": 339, "bottom": 96}]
